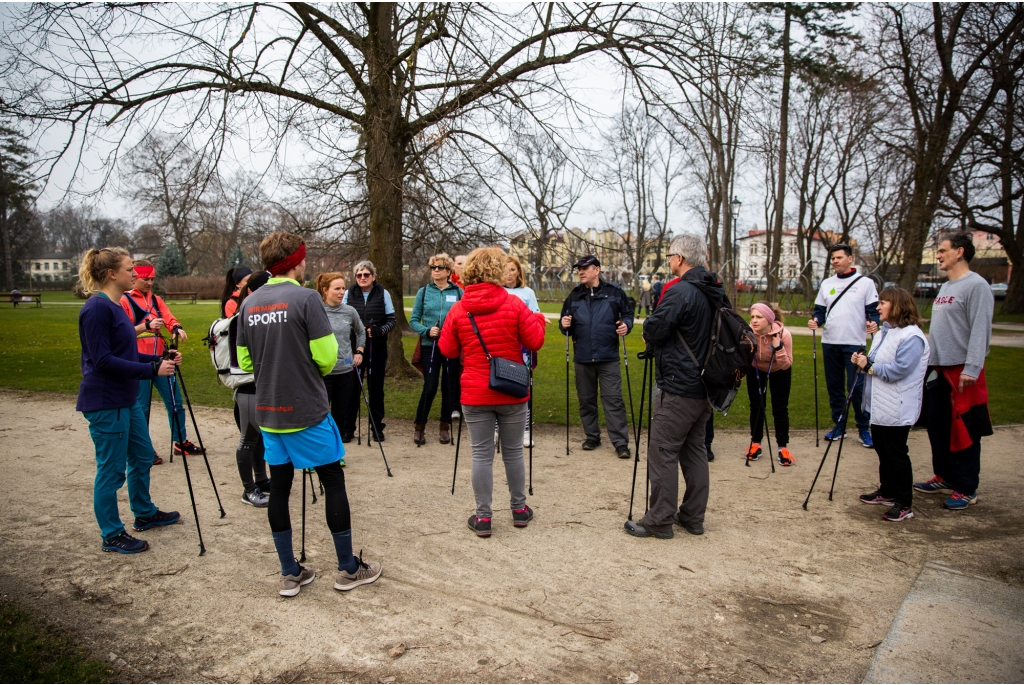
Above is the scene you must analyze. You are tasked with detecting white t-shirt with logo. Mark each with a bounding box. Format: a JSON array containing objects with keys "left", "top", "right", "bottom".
[{"left": 814, "top": 272, "right": 878, "bottom": 346}]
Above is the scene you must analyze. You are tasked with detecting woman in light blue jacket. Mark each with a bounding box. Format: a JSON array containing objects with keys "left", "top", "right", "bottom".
[
  {"left": 410, "top": 253, "right": 463, "bottom": 446},
  {"left": 852, "top": 287, "right": 929, "bottom": 523}
]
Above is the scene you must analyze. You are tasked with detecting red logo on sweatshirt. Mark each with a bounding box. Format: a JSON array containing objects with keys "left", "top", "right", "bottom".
[{"left": 933, "top": 295, "right": 955, "bottom": 306}]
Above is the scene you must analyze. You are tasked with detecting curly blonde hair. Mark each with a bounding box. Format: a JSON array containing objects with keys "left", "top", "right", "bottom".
[
  {"left": 462, "top": 247, "right": 507, "bottom": 286},
  {"left": 429, "top": 253, "right": 454, "bottom": 273}
]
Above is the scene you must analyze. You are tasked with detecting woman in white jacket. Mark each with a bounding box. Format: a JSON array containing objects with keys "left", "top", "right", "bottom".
[{"left": 851, "top": 287, "right": 929, "bottom": 522}]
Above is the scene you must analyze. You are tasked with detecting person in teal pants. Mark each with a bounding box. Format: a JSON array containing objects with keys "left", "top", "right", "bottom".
[{"left": 76, "top": 247, "right": 182, "bottom": 554}]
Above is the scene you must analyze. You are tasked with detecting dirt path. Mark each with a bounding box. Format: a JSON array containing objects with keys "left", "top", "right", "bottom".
[{"left": 1, "top": 389, "right": 1021, "bottom": 683}]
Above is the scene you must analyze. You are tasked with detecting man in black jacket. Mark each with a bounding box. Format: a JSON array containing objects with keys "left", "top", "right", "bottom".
[
  {"left": 559, "top": 255, "right": 634, "bottom": 459},
  {"left": 625, "top": 234, "right": 725, "bottom": 539}
]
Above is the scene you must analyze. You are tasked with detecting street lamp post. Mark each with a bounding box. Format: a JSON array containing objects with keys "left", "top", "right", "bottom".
[{"left": 727, "top": 196, "right": 742, "bottom": 295}]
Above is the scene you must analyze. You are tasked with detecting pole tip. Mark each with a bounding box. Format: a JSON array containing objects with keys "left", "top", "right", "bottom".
[{"left": 802, "top": 502, "right": 809, "bottom": 510}]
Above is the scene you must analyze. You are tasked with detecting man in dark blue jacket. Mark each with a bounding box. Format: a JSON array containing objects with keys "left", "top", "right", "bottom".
[
  {"left": 625, "top": 234, "right": 725, "bottom": 539},
  {"left": 559, "top": 255, "right": 634, "bottom": 458}
]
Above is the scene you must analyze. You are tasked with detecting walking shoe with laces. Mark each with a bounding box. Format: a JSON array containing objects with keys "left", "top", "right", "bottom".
[
  {"left": 745, "top": 443, "right": 762, "bottom": 461},
  {"left": 859, "top": 490, "right": 895, "bottom": 506},
  {"left": 512, "top": 506, "right": 534, "bottom": 528},
  {"left": 152, "top": 451, "right": 163, "bottom": 466},
  {"left": 859, "top": 428, "right": 874, "bottom": 448},
  {"left": 174, "top": 440, "right": 205, "bottom": 456},
  {"left": 102, "top": 532, "right": 149, "bottom": 554},
  {"left": 468, "top": 515, "right": 492, "bottom": 537},
  {"left": 279, "top": 566, "right": 315, "bottom": 597},
  {"left": 824, "top": 426, "right": 845, "bottom": 441},
  {"left": 778, "top": 448, "right": 795, "bottom": 466},
  {"left": 943, "top": 491, "right": 978, "bottom": 510},
  {"left": 624, "top": 520, "right": 673, "bottom": 539},
  {"left": 242, "top": 488, "right": 269, "bottom": 508},
  {"left": 616, "top": 445, "right": 631, "bottom": 460},
  {"left": 673, "top": 511, "right": 704, "bottom": 535},
  {"left": 882, "top": 504, "right": 914, "bottom": 522},
  {"left": 582, "top": 438, "right": 601, "bottom": 451},
  {"left": 914, "top": 476, "right": 953, "bottom": 494},
  {"left": 133, "top": 510, "right": 181, "bottom": 531},
  {"left": 335, "top": 551, "right": 383, "bottom": 591}
]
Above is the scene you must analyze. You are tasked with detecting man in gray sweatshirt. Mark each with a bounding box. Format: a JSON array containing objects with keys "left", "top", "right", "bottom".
[{"left": 914, "top": 232, "right": 994, "bottom": 510}]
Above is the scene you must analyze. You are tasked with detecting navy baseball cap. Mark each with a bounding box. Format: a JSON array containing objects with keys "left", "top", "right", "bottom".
[{"left": 574, "top": 255, "right": 601, "bottom": 269}]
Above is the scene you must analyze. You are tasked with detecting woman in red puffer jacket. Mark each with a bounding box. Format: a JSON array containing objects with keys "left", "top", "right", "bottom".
[{"left": 439, "top": 247, "right": 546, "bottom": 538}]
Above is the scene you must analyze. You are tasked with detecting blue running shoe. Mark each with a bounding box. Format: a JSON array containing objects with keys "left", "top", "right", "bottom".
[
  {"left": 859, "top": 428, "right": 874, "bottom": 448},
  {"left": 102, "top": 532, "right": 149, "bottom": 554},
  {"left": 133, "top": 510, "right": 181, "bottom": 531},
  {"left": 913, "top": 476, "right": 953, "bottom": 494},
  {"left": 943, "top": 491, "right": 978, "bottom": 510},
  {"left": 824, "top": 426, "right": 846, "bottom": 441}
]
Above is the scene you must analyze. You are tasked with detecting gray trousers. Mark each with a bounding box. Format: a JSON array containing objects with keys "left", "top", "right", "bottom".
[
  {"left": 640, "top": 389, "right": 712, "bottom": 533},
  {"left": 575, "top": 361, "right": 630, "bottom": 448},
  {"left": 463, "top": 403, "right": 528, "bottom": 519}
]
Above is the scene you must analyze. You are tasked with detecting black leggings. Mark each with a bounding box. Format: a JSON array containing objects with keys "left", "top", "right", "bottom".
[
  {"left": 267, "top": 462, "right": 351, "bottom": 534},
  {"left": 746, "top": 366, "right": 791, "bottom": 448}
]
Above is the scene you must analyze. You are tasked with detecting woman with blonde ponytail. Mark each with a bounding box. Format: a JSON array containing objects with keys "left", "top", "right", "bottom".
[{"left": 77, "top": 248, "right": 182, "bottom": 554}]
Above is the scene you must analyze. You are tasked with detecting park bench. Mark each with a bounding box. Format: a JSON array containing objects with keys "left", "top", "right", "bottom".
[
  {"left": 1, "top": 292, "right": 42, "bottom": 307},
  {"left": 163, "top": 291, "right": 198, "bottom": 304}
]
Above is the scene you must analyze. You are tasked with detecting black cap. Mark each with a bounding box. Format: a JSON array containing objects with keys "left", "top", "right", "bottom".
[{"left": 574, "top": 254, "right": 600, "bottom": 269}]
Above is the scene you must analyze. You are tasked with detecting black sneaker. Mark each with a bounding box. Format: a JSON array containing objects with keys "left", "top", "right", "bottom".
[
  {"left": 468, "top": 515, "right": 491, "bottom": 537},
  {"left": 174, "top": 440, "right": 205, "bottom": 456},
  {"left": 102, "top": 532, "right": 149, "bottom": 554},
  {"left": 371, "top": 432, "right": 385, "bottom": 442},
  {"left": 882, "top": 503, "right": 914, "bottom": 522},
  {"left": 616, "top": 445, "right": 631, "bottom": 459},
  {"left": 341, "top": 431, "right": 354, "bottom": 443},
  {"left": 859, "top": 490, "right": 896, "bottom": 506},
  {"left": 582, "top": 438, "right": 601, "bottom": 451},
  {"left": 706, "top": 446, "right": 715, "bottom": 462},
  {"left": 133, "top": 510, "right": 181, "bottom": 531},
  {"left": 512, "top": 506, "right": 534, "bottom": 528},
  {"left": 673, "top": 511, "right": 704, "bottom": 535}
]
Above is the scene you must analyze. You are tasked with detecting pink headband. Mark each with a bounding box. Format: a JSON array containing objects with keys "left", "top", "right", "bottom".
[{"left": 750, "top": 302, "right": 775, "bottom": 326}]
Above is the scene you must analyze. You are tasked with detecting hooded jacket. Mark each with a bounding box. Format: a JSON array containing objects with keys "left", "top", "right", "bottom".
[
  {"left": 439, "top": 282, "right": 546, "bottom": 406},
  {"left": 558, "top": 278, "right": 634, "bottom": 364},
  {"left": 752, "top": 321, "right": 793, "bottom": 372},
  {"left": 642, "top": 266, "right": 729, "bottom": 399}
]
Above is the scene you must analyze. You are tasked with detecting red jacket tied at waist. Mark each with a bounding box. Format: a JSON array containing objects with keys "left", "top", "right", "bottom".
[
  {"left": 439, "top": 282, "right": 546, "bottom": 406},
  {"left": 940, "top": 366, "right": 989, "bottom": 452}
]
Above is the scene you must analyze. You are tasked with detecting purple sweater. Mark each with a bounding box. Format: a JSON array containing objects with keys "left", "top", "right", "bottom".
[{"left": 76, "top": 293, "right": 160, "bottom": 412}]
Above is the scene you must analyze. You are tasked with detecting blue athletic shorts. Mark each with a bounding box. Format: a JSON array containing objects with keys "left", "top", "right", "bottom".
[{"left": 261, "top": 415, "right": 344, "bottom": 470}]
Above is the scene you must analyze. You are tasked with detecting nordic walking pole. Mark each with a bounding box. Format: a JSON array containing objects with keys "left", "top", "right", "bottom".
[
  {"left": 356, "top": 367, "right": 392, "bottom": 476},
  {"left": 812, "top": 328, "right": 820, "bottom": 448},
  {"left": 309, "top": 469, "right": 318, "bottom": 504},
  {"left": 300, "top": 470, "right": 307, "bottom": 562},
  {"left": 828, "top": 366, "right": 865, "bottom": 501},
  {"left": 622, "top": 333, "right": 637, "bottom": 441},
  {"left": 528, "top": 351, "right": 534, "bottom": 496},
  {"left": 451, "top": 409, "right": 464, "bottom": 495},
  {"left": 164, "top": 359, "right": 206, "bottom": 556},
  {"left": 565, "top": 329, "right": 571, "bottom": 456},
  {"left": 627, "top": 350, "right": 651, "bottom": 521},
  {"left": 366, "top": 338, "right": 374, "bottom": 446},
  {"left": 643, "top": 351, "right": 655, "bottom": 515},
  {"left": 170, "top": 333, "right": 225, "bottom": 518},
  {"left": 761, "top": 350, "right": 778, "bottom": 473},
  {"left": 803, "top": 367, "right": 862, "bottom": 509}
]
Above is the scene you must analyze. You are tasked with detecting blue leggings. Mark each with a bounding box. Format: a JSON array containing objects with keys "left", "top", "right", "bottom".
[
  {"left": 138, "top": 375, "right": 187, "bottom": 444},
  {"left": 83, "top": 403, "right": 159, "bottom": 540}
]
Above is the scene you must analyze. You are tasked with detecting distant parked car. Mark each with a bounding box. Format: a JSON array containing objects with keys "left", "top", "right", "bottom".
[
  {"left": 991, "top": 282, "right": 1008, "bottom": 300},
  {"left": 735, "top": 279, "right": 755, "bottom": 293},
  {"left": 914, "top": 282, "right": 940, "bottom": 298}
]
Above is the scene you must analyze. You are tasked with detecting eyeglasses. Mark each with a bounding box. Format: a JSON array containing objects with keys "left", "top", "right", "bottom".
[
  {"left": 355, "top": 272, "right": 372, "bottom": 278},
  {"left": 429, "top": 265, "right": 448, "bottom": 271},
  {"left": 667, "top": 253, "right": 680, "bottom": 260}
]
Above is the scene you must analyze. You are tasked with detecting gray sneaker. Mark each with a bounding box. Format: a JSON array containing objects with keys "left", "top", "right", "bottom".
[
  {"left": 279, "top": 566, "right": 315, "bottom": 597},
  {"left": 334, "top": 552, "right": 382, "bottom": 592},
  {"left": 242, "top": 488, "right": 269, "bottom": 508}
]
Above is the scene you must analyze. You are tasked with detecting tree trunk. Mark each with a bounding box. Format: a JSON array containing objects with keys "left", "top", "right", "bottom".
[
  {"left": 365, "top": 3, "right": 415, "bottom": 378},
  {"left": 768, "top": 5, "right": 791, "bottom": 302}
]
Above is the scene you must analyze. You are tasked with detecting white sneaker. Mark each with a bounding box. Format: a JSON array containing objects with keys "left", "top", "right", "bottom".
[
  {"left": 524, "top": 428, "right": 534, "bottom": 448},
  {"left": 451, "top": 410, "right": 460, "bottom": 420},
  {"left": 242, "top": 488, "right": 269, "bottom": 508}
]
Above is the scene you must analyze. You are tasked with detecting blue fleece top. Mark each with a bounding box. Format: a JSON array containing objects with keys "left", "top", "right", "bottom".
[{"left": 76, "top": 293, "right": 159, "bottom": 412}]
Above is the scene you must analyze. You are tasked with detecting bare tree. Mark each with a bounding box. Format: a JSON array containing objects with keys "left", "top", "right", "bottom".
[
  {"left": 873, "top": 3, "right": 1024, "bottom": 290},
  {"left": 1, "top": 3, "right": 692, "bottom": 372}
]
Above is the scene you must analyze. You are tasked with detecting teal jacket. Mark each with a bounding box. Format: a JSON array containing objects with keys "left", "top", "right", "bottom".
[{"left": 410, "top": 281, "right": 462, "bottom": 340}]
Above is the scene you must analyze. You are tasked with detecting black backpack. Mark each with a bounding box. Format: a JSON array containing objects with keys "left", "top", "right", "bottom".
[{"left": 676, "top": 298, "right": 756, "bottom": 415}]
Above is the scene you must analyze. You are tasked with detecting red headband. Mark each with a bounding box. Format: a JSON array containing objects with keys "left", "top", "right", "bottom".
[
  {"left": 134, "top": 265, "right": 155, "bottom": 278},
  {"left": 267, "top": 244, "right": 306, "bottom": 275}
]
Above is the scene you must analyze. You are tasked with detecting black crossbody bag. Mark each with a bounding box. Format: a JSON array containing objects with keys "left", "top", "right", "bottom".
[{"left": 467, "top": 313, "right": 530, "bottom": 398}]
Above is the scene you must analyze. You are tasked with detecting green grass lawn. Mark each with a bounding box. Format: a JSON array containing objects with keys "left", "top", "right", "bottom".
[
  {"left": 0, "top": 599, "right": 113, "bottom": 683},
  {"left": 3, "top": 294, "right": 1023, "bottom": 429}
]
